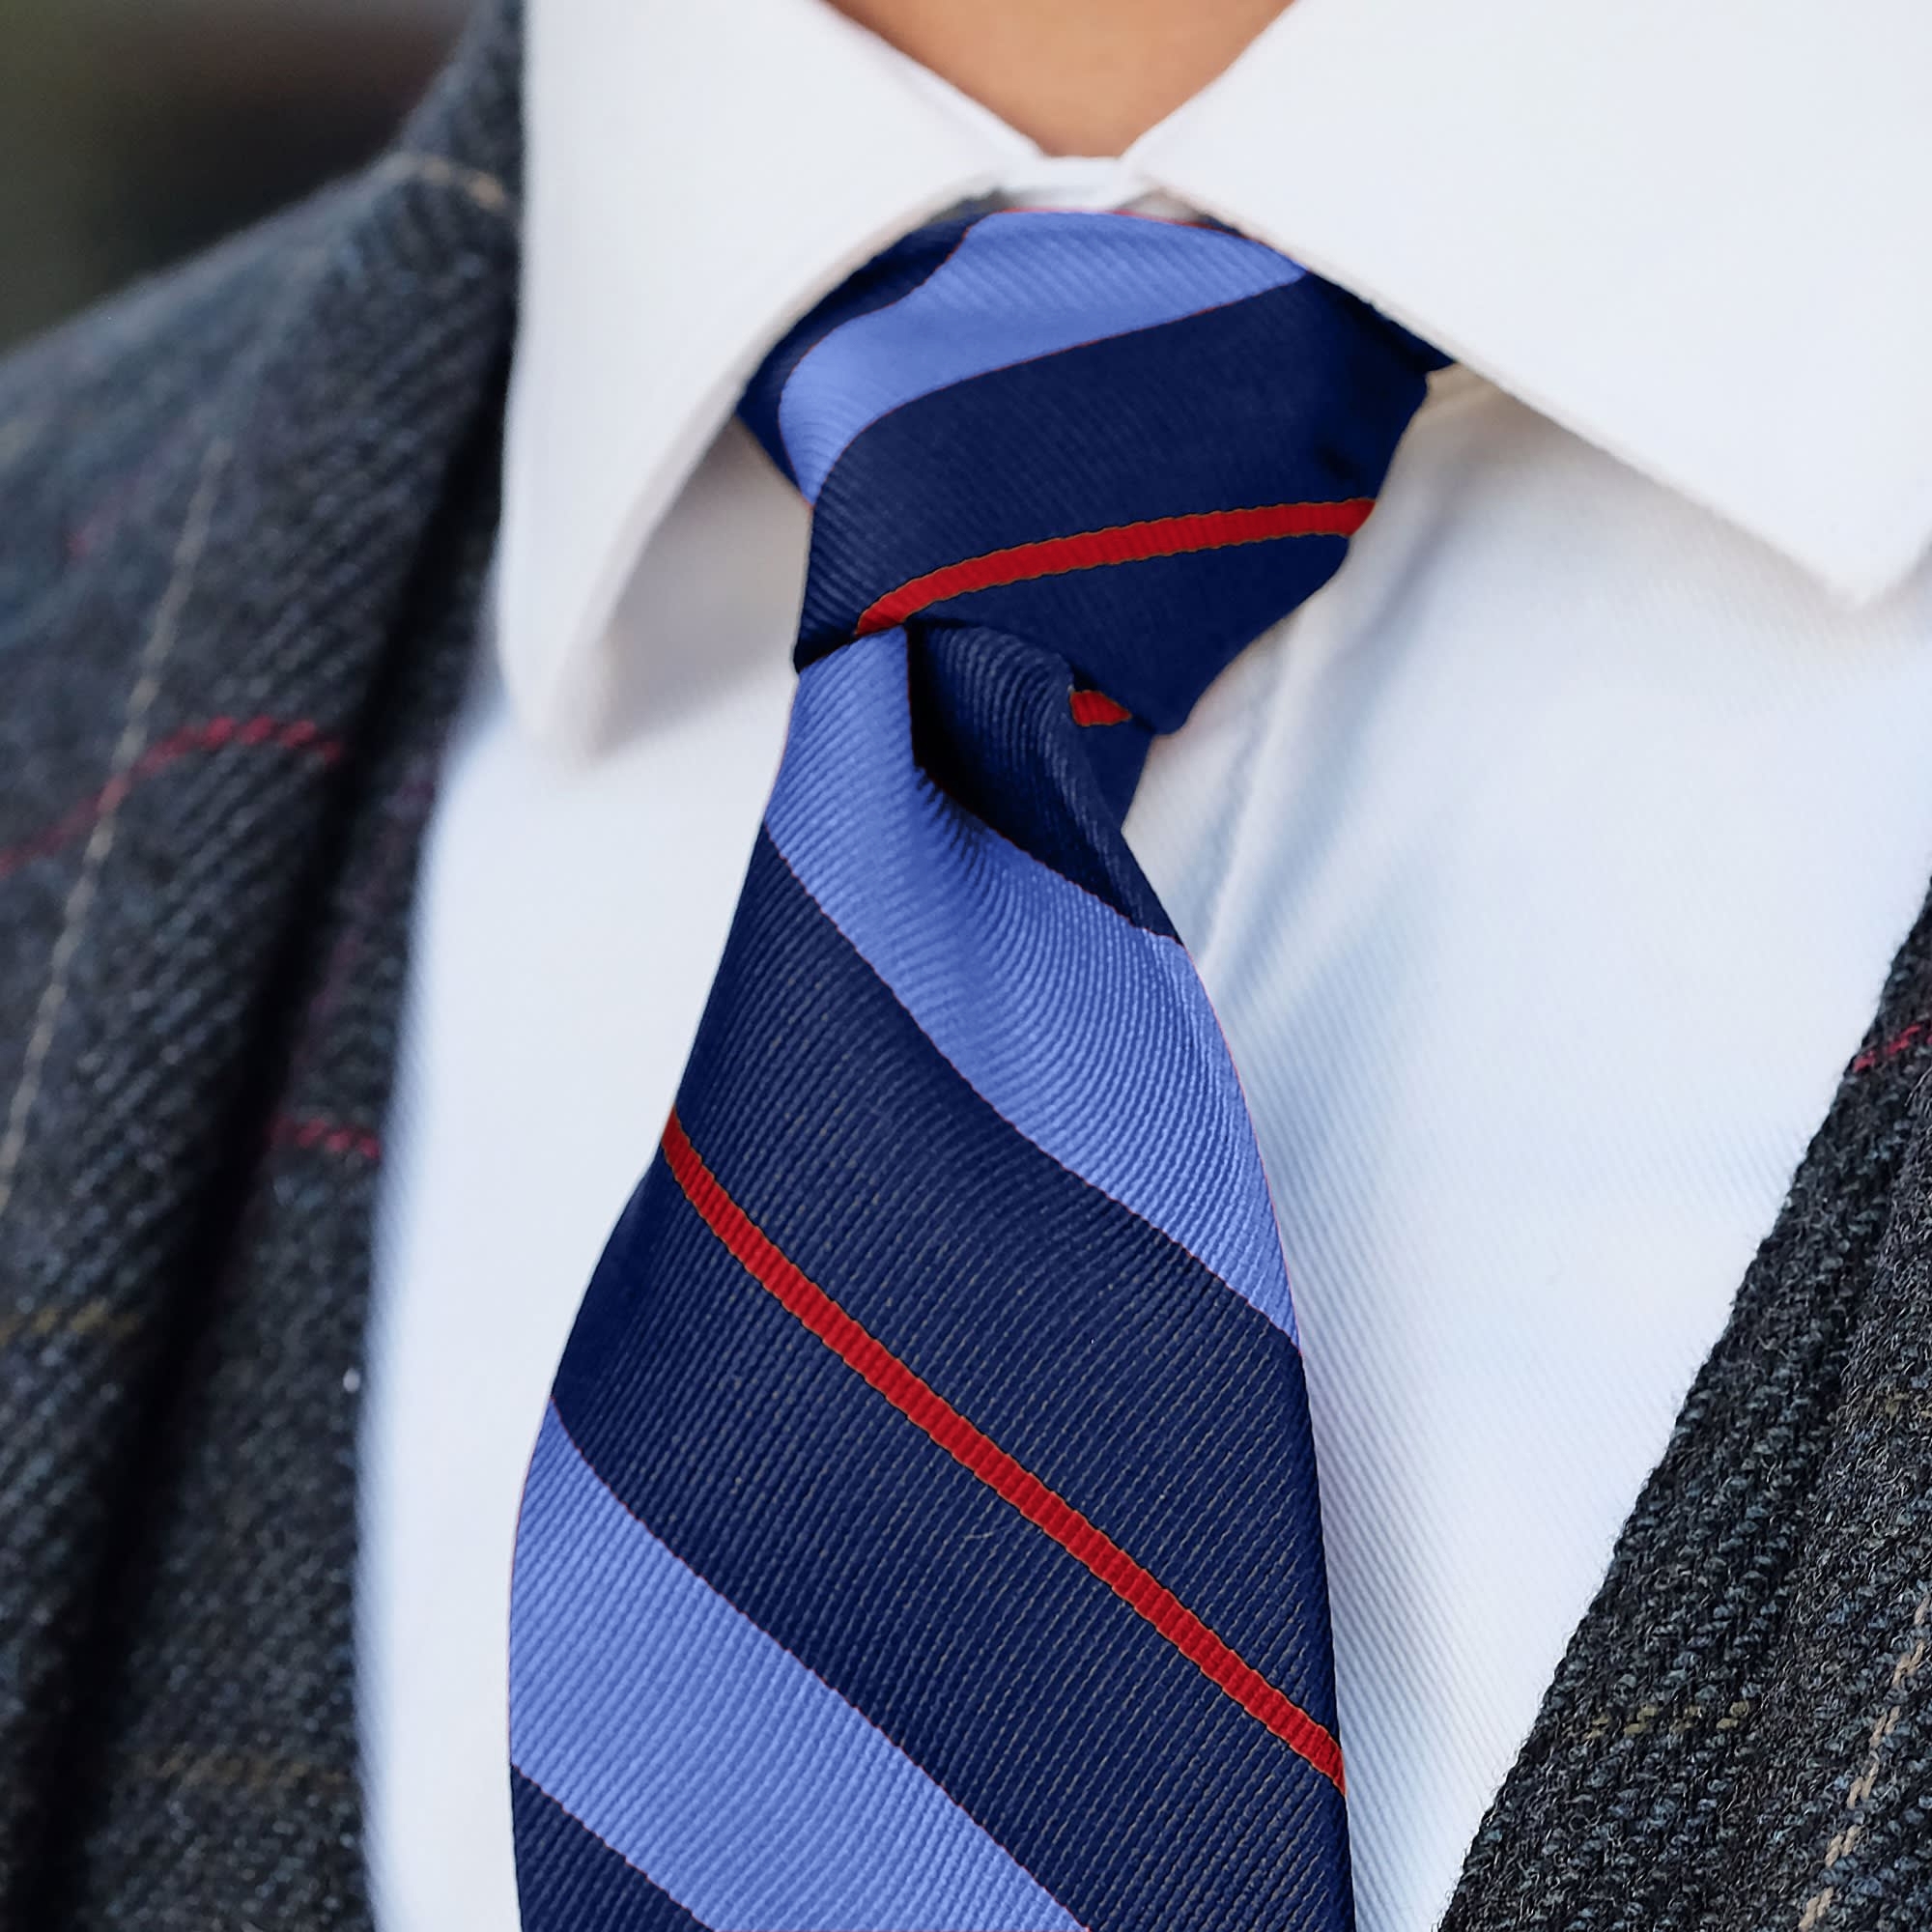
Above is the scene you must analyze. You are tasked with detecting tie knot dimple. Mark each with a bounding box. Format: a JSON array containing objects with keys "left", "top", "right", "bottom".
[{"left": 740, "top": 209, "right": 1444, "bottom": 734}]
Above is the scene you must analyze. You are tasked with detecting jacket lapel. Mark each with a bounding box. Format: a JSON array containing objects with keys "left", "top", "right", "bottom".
[
  {"left": 0, "top": 7, "right": 521, "bottom": 1921},
  {"left": 1448, "top": 900, "right": 1932, "bottom": 1929}
]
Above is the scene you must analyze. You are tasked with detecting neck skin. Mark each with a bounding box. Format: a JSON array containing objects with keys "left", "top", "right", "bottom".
[{"left": 832, "top": 0, "right": 1293, "bottom": 156}]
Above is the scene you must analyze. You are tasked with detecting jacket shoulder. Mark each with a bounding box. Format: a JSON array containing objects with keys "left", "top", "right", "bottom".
[{"left": 0, "top": 189, "right": 360, "bottom": 630}]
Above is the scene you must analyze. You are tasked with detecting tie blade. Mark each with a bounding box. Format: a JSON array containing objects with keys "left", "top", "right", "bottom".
[
  {"left": 518, "top": 778, "right": 1349, "bottom": 1932},
  {"left": 508, "top": 200, "right": 1445, "bottom": 1932}
]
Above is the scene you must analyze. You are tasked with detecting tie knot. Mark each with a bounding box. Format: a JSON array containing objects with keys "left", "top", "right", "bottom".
[{"left": 741, "top": 209, "right": 1443, "bottom": 734}]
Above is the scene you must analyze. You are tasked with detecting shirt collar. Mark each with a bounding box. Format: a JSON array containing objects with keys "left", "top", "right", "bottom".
[{"left": 501, "top": 0, "right": 1932, "bottom": 747}]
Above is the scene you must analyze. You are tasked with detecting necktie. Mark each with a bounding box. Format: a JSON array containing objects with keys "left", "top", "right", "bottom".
[{"left": 508, "top": 210, "right": 1443, "bottom": 1932}]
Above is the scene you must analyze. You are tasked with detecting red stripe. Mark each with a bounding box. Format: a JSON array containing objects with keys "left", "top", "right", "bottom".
[
  {"left": 856, "top": 499, "right": 1374, "bottom": 637},
  {"left": 1069, "top": 689, "right": 1133, "bottom": 727},
  {"left": 661, "top": 1111, "right": 1347, "bottom": 1793}
]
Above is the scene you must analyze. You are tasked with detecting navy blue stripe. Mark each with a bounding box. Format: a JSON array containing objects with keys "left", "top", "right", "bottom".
[
  {"left": 798, "top": 274, "right": 1437, "bottom": 727},
  {"left": 513, "top": 1769, "right": 711, "bottom": 1932},
  {"left": 911, "top": 537, "right": 1354, "bottom": 735},
  {"left": 909, "top": 622, "right": 1165, "bottom": 925},
  {"left": 552, "top": 841, "right": 1350, "bottom": 1932}
]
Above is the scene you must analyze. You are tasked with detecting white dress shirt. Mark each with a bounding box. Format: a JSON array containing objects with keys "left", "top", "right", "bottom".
[{"left": 358, "top": 2, "right": 1932, "bottom": 1929}]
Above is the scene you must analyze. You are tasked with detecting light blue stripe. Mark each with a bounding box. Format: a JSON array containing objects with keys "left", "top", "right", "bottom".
[
  {"left": 763, "top": 634, "right": 1296, "bottom": 1343},
  {"left": 780, "top": 211, "right": 1303, "bottom": 501},
  {"left": 511, "top": 1406, "right": 1080, "bottom": 1932}
]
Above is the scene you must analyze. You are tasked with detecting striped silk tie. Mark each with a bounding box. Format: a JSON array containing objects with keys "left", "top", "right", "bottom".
[{"left": 509, "top": 210, "right": 1443, "bottom": 1932}]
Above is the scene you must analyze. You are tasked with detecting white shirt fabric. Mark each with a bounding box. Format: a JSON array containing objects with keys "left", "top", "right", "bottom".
[{"left": 357, "top": 3, "right": 1932, "bottom": 1930}]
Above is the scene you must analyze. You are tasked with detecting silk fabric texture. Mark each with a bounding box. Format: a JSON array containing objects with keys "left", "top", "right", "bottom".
[{"left": 508, "top": 212, "right": 1442, "bottom": 1932}]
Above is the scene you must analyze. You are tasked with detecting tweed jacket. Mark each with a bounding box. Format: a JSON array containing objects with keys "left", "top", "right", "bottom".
[{"left": 1, "top": 6, "right": 1928, "bottom": 1927}]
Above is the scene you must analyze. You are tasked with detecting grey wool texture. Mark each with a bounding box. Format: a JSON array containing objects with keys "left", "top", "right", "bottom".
[{"left": 0, "top": 4, "right": 1927, "bottom": 1925}]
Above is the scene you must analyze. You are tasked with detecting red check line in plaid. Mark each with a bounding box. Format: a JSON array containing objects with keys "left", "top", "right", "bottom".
[
  {"left": 270, "top": 1115, "right": 383, "bottom": 1163},
  {"left": 1853, "top": 1019, "right": 1932, "bottom": 1074},
  {"left": 0, "top": 717, "right": 342, "bottom": 884}
]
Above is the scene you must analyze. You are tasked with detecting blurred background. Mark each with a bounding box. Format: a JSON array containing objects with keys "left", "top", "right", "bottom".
[{"left": 2, "top": 0, "right": 472, "bottom": 353}]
